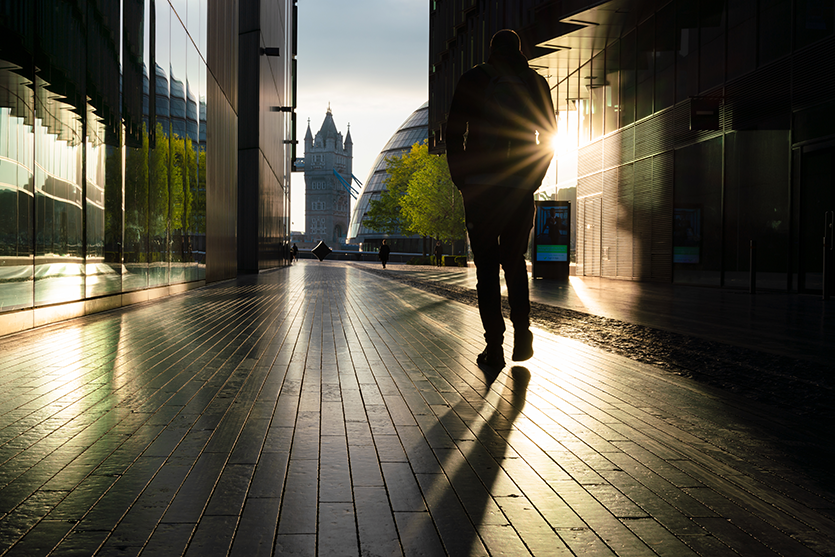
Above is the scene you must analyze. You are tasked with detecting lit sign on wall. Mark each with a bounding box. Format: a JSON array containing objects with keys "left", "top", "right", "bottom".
[{"left": 535, "top": 203, "right": 570, "bottom": 262}]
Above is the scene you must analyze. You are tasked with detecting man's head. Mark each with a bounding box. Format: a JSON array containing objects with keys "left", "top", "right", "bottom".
[{"left": 490, "top": 29, "right": 521, "bottom": 57}]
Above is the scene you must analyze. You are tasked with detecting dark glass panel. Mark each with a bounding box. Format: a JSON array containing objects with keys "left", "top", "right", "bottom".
[
  {"left": 759, "top": 0, "right": 791, "bottom": 65},
  {"left": 604, "top": 41, "right": 621, "bottom": 133},
  {"left": 85, "top": 104, "right": 122, "bottom": 298},
  {"left": 33, "top": 0, "right": 89, "bottom": 306},
  {"left": 124, "top": 0, "right": 144, "bottom": 150},
  {"left": 676, "top": 0, "right": 700, "bottom": 102},
  {"left": 655, "top": 3, "right": 676, "bottom": 111},
  {"left": 589, "top": 52, "right": 605, "bottom": 140},
  {"left": 196, "top": 56, "right": 207, "bottom": 279},
  {"left": 33, "top": 83, "right": 85, "bottom": 306},
  {"left": 727, "top": 0, "right": 757, "bottom": 81},
  {"left": 184, "top": 37, "right": 204, "bottom": 281},
  {"left": 700, "top": 0, "right": 725, "bottom": 91},
  {"left": 124, "top": 0, "right": 151, "bottom": 292},
  {"left": 578, "top": 61, "right": 592, "bottom": 145},
  {"left": 0, "top": 62, "right": 35, "bottom": 310},
  {"left": 620, "top": 29, "right": 636, "bottom": 126},
  {"left": 794, "top": 0, "right": 834, "bottom": 50},
  {"left": 673, "top": 138, "right": 723, "bottom": 285},
  {"left": 150, "top": 1, "right": 171, "bottom": 287},
  {"left": 723, "top": 131, "right": 791, "bottom": 290},
  {"left": 636, "top": 17, "right": 654, "bottom": 120},
  {"left": 169, "top": 16, "right": 189, "bottom": 284}
]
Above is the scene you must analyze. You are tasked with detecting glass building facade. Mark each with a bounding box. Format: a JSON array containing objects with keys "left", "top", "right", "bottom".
[
  {"left": 347, "top": 102, "right": 429, "bottom": 252},
  {"left": 0, "top": 1, "right": 296, "bottom": 335},
  {"left": 430, "top": 0, "right": 833, "bottom": 293}
]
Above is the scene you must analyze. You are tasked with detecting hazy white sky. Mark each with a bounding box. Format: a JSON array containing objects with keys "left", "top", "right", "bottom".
[{"left": 290, "top": 1, "right": 428, "bottom": 232}]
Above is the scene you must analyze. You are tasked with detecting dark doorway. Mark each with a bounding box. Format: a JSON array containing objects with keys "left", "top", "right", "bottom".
[{"left": 795, "top": 140, "right": 835, "bottom": 293}]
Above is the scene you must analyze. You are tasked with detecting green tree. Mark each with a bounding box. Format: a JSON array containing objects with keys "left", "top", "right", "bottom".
[
  {"left": 400, "top": 149, "right": 466, "bottom": 244},
  {"left": 149, "top": 122, "right": 170, "bottom": 262},
  {"left": 362, "top": 141, "right": 426, "bottom": 234},
  {"left": 124, "top": 122, "right": 150, "bottom": 262}
]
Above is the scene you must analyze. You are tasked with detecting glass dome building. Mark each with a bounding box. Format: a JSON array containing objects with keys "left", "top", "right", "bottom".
[{"left": 347, "top": 102, "right": 428, "bottom": 252}]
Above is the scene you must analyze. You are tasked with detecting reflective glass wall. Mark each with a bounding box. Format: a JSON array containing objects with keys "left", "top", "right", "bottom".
[
  {"left": 537, "top": 0, "right": 833, "bottom": 290},
  {"left": 0, "top": 0, "right": 208, "bottom": 314}
]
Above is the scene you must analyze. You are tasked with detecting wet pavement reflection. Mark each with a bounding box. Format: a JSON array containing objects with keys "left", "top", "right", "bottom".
[{"left": 0, "top": 260, "right": 831, "bottom": 556}]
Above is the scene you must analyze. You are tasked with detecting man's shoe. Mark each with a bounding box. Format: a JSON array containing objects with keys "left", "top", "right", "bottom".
[
  {"left": 476, "top": 346, "right": 505, "bottom": 369},
  {"left": 512, "top": 330, "right": 534, "bottom": 361}
]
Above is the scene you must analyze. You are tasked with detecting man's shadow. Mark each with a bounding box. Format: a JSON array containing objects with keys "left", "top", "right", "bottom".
[{"left": 402, "top": 365, "right": 530, "bottom": 555}]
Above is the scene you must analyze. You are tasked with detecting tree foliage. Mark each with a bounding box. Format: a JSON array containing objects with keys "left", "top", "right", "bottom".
[
  {"left": 401, "top": 149, "right": 465, "bottom": 243},
  {"left": 121, "top": 122, "right": 205, "bottom": 263},
  {"left": 362, "top": 142, "right": 424, "bottom": 234},
  {"left": 363, "top": 142, "right": 466, "bottom": 244}
]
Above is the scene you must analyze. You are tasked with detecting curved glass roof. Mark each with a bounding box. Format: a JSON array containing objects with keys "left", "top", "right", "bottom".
[{"left": 347, "top": 102, "right": 428, "bottom": 243}]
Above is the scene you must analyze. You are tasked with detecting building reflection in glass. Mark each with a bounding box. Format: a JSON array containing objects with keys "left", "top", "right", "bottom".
[
  {"left": 0, "top": 64, "right": 35, "bottom": 311},
  {"left": 0, "top": 1, "right": 207, "bottom": 313},
  {"left": 34, "top": 75, "right": 85, "bottom": 306}
]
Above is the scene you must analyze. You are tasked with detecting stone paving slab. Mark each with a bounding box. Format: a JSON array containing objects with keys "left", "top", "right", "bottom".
[{"left": 0, "top": 261, "right": 831, "bottom": 556}]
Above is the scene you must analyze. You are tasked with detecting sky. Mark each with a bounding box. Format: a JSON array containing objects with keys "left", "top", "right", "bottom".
[{"left": 290, "top": 1, "right": 428, "bottom": 233}]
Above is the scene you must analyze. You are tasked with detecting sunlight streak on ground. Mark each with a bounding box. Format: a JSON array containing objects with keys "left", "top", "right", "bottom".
[{"left": 567, "top": 275, "right": 608, "bottom": 316}]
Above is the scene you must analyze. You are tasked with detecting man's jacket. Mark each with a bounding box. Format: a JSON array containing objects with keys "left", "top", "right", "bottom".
[{"left": 446, "top": 51, "right": 556, "bottom": 193}]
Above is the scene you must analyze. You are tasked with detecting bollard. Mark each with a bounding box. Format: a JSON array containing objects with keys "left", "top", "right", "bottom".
[{"left": 749, "top": 240, "right": 756, "bottom": 294}]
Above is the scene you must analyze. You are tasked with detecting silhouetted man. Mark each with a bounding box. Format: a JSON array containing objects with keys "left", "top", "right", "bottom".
[
  {"left": 446, "top": 29, "right": 556, "bottom": 369},
  {"left": 378, "top": 239, "right": 390, "bottom": 269}
]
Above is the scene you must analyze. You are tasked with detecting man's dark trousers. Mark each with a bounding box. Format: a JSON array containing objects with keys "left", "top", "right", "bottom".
[{"left": 462, "top": 184, "right": 534, "bottom": 347}]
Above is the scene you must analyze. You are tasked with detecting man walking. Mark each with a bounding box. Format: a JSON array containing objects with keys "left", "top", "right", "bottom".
[
  {"left": 378, "top": 239, "right": 391, "bottom": 269},
  {"left": 446, "top": 29, "right": 556, "bottom": 369}
]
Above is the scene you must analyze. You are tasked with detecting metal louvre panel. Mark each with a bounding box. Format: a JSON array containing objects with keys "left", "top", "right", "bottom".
[
  {"left": 603, "top": 131, "right": 621, "bottom": 171},
  {"left": 578, "top": 173, "right": 603, "bottom": 276},
  {"left": 651, "top": 152, "right": 674, "bottom": 282},
  {"left": 616, "top": 163, "right": 634, "bottom": 278},
  {"left": 584, "top": 196, "right": 602, "bottom": 277},
  {"left": 635, "top": 108, "right": 678, "bottom": 160},
  {"left": 725, "top": 57, "right": 791, "bottom": 131},
  {"left": 577, "top": 170, "right": 602, "bottom": 198},
  {"left": 576, "top": 197, "right": 585, "bottom": 276},
  {"left": 602, "top": 168, "right": 618, "bottom": 277},
  {"left": 578, "top": 140, "right": 602, "bottom": 179},
  {"left": 633, "top": 157, "right": 652, "bottom": 279},
  {"left": 791, "top": 36, "right": 835, "bottom": 111},
  {"left": 671, "top": 100, "right": 722, "bottom": 150},
  {"left": 619, "top": 126, "right": 634, "bottom": 166}
]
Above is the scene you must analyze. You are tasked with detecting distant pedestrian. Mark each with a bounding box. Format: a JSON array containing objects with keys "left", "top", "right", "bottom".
[
  {"left": 378, "top": 239, "right": 391, "bottom": 269},
  {"left": 434, "top": 240, "right": 444, "bottom": 266},
  {"left": 291, "top": 243, "right": 299, "bottom": 262},
  {"left": 446, "top": 29, "right": 556, "bottom": 370}
]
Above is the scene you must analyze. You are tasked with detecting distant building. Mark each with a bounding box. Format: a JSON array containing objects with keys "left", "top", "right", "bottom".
[
  {"left": 303, "top": 108, "right": 353, "bottom": 247},
  {"left": 347, "top": 103, "right": 429, "bottom": 253}
]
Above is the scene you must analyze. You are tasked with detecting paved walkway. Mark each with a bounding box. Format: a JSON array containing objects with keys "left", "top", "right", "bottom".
[{"left": 0, "top": 260, "right": 832, "bottom": 556}]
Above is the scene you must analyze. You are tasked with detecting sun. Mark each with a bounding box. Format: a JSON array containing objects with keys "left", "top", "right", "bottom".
[{"left": 551, "top": 133, "right": 561, "bottom": 153}]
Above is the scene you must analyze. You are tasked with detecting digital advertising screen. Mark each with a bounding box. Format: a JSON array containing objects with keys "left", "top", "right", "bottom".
[
  {"left": 534, "top": 203, "right": 570, "bottom": 262},
  {"left": 673, "top": 207, "right": 701, "bottom": 264}
]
